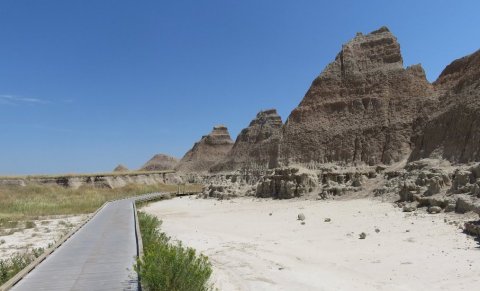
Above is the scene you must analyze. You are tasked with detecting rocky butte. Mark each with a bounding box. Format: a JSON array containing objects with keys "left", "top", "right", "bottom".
[
  {"left": 280, "top": 26, "right": 436, "bottom": 166},
  {"left": 175, "top": 125, "right": 234, "bottom": 173},
  {"left": 211, "top": 109, "right": 283, "bottom": 172},
  {"left": 140, "top": 153, "right": 178, "bottom": 171}
]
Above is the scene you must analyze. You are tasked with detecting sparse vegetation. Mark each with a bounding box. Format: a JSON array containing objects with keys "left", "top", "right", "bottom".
[
  {"left": 135, "top": 212, "right": 213, "bottom": 291},
  {"left": 0, "top": 221, "right": 18, "bottom": 229},
  {"left": 0, "top": 247, "right": 45, "bottom": 285}
]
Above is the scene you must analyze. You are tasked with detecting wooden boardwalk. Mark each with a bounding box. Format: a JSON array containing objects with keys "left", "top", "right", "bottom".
[{"left": 10, "top": 193, "right": 165, "bottom": 291}]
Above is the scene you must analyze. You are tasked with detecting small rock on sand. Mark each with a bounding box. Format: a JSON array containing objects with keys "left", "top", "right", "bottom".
[
  {"left": 428, "top": 206, "right": 442, "bottom": 214},
  {"left": 403, "top": 205, "right": 416, "bottom": 212},
  {"left": 359, "top": 232, "right": 367, "bottom": 239},
  {"left": 298, "top": 213, "right": 305, "bottom": 221}
]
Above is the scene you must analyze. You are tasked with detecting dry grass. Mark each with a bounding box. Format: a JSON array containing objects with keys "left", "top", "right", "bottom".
[{"left": 0, "top": 183, "right": 202, "bottom": 225}]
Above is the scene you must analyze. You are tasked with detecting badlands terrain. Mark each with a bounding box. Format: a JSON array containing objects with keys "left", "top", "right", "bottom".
[
  {"left": 2, "top": 25, "right": 480, "bottom": 290},
  {"left": 138, "top": 26, "right": 480, "bottom": 290}
]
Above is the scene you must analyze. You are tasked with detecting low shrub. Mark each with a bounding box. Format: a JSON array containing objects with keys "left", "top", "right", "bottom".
[
  {"left": 135, "top": 212, "right": 213, "bottom": 291},
  {"left": 0, "top": 247, "right": 44, "bottom": 285}
]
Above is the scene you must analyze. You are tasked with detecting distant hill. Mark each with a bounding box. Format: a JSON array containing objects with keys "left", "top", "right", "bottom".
[
  {"left": 113, "top": 164, "right": 129, "bottom": 172},
  {"left": 140, "top": 154, "right": 178, "bottom": 171}
]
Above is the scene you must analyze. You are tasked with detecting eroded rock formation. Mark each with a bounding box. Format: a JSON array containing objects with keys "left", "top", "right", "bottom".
[
  {"left": 410, "top": 50, "right": 480, "bottom": 163},
  {"left": 176, "top": 125, "right": 234, "bottom": 173},
  {"left": 139, "top": 27, "right": 480, "bottom": 233},
  {"left": 191, "top": 164, "right": 379, "bottom": 200},
  {"left": 281, "top": 26, "right": 435, "bottom": 166},
  {"left": 177, "top": 27, "right": 479, "bottom": 173},
  {"left": 140, "top": 154, "right": 178, "bottom": 171},
  {"left": 212, "top": 109, "right": 283, "bottom": 172},
  {"left": 377, "top": 158, "right": 480, "bottom": 217},
  {"left": 255, "top": 167, "right": 318, "bottom": 199}
]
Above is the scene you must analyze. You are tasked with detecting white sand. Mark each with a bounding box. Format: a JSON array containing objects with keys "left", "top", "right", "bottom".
[
  {"left": 143, "top": 196, "right": 480, "bottom": 291},
  {"left": 0, "top": 215, "right": 88, "bottom": 261}
]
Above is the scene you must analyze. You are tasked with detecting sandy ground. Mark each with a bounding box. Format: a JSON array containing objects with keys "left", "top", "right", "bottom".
[
  {"left": 142, "top": 196, "right": 480, "bottom": 291},
  {"left": 0, "top": 215, "right": 88, "bottom": 261}
]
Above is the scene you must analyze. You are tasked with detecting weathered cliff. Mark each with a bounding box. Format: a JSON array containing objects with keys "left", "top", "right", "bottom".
[
  {"left": 211, "top": 109, "right": 283, "bottom": 172},
  {"left": 281, "top": 27, "right": 436, "bottom": 166},
  {"left": 175, "top": 125, "right": 234, "bottom": 173},
  {"left": 410, "top": 50, "right": 480, "bottom": 163}
]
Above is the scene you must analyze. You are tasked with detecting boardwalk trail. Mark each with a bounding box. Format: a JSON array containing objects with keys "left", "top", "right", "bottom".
[{"left": 11, "top": 193, "right": 164, "bottom": 291}]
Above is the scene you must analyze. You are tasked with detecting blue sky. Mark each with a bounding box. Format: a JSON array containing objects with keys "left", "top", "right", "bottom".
[{"left": 1, "top": 0, "right": 479, "bottom": 175}]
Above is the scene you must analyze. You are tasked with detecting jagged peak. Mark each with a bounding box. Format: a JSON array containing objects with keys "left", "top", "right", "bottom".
[
  {"left": 249, "top": 109, "right": 283, "bottom": 127},
  {"left": 371, "top": 26, "right": 391, "bottom": 34},
  {"left": 338, "top": 26, "right": 403, "bottom": 69},
  {"left": 257, "top": 108, "right": 278, "bottom": 116},
  {"left": 205, "top": 125, "right": 234, "bottom": 145},
  {"left": 213, "top": 124, "right": 228, "bottom": 131},
  {"left": 434, "top": 49, "right": 480, "bottom": 92}
]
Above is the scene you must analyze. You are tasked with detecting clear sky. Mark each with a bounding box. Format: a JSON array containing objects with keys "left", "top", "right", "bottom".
[{"left": 1, "top": 0, "right": 479, "bottom": 175}]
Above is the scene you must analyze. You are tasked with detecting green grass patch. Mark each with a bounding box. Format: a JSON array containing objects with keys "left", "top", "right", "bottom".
[{"left": 135, "top": 212, "right": 213, "bottom": 291}]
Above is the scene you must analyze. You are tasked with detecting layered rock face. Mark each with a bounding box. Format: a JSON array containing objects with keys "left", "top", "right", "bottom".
[
  {"left": 140, "top": 154, "right": 178, "bottom": 171},
  {"left": 175, "top": 125, "right": 234, "bottom": 173},
  {"left": 410, "top": 50, "right": 480, "bottom": 163},
  {"left": 281, "top": 27, "right": 435, "bottom": 166},
  {"left": 212, "top": 109, "right": 283, "bottom": 172}
]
